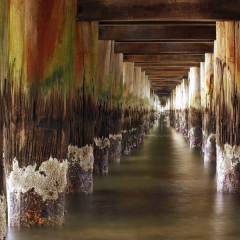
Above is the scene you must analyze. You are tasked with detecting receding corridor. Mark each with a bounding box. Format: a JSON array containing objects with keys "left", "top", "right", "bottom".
[{"left": 6, "top": 115, "right": 240, "bottom": 240}]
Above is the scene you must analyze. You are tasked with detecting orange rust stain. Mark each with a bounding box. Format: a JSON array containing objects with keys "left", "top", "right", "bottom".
[
  {"left": 33, "top": 1, "right": 59, "bottom": 85},
  {"left": 7, "top": 0, "right": 10, "bottom": 16}
]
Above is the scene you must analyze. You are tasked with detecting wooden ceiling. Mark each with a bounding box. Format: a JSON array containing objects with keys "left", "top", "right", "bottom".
[{"left": 75, "top": 0, "right": 240, "bottom": 105}]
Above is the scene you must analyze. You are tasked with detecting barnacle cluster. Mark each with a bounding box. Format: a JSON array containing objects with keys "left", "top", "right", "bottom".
[
  {"left": 8, "top": 157, "right": 68, "bottom": 201},
  {"left": 94, "top": 137, "right": 110, "bottom": 149},
  {"left": 0, "top": 194, "right": 7, "bottom": 240},
  {"left": 68, "top": 145, "right": 94, "bottom": 171},
  {"left": 109, "top": 134, "right": 122, "bottom": 141}
]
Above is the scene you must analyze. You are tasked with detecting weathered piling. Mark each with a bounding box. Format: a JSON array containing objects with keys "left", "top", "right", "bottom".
[
  {"left": 93, "top": 40, "right": 114, "bottom": 174},
  {"left": 66, "top": 21, "right": 98, "bottom": 194},
  {"left": 202, "top": 54, "right": 216, "bottom": 162},
  {"left": 181, "top": 78, "right": 189, "bottom": 137},
  {"left": 189, "top": 67, "right": 202, "bottom": 148},
  {"left": 109, "top": 53, "right": 123, "bottom": 163},
  {"left": 0, "top": 0, "right": 7, "bottom": 237},
  {"left": 215, "top": 21, "right": 240, "bottom": 192},
  {"left": 4, "top": 1, "right": 77, "bottom": 227},
  {"left": 122, "top": 62, "right": 134, "bottom": 154}
]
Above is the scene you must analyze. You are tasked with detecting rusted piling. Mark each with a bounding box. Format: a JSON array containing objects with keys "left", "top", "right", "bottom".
[{"left": 189, "top": 67, "right": 202, "bottom": 148}]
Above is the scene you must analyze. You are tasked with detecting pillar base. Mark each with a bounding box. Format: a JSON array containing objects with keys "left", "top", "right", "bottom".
[
  {"left": 9, "top": 191, "right": 65, "bottom": 227},
  {"left": 189, "top": 127, "right": 202, "bottom": 148},
  {"left": 93, "top": 147, "right": 109, "bottom": 174},
  {"left": 7, "top": 158, "right": 68, "bottom": 227},
  {"left": 109, "top": 134, "right": 122, "bottom": 163},
  {"left": 66, "top": 165, "right": 93, "bottom": 194},
  {"left": 93, "top": 138, "right": 110, "bottom": 174},
  {"left": 217, "top": 144, "right": 240, "bottom": 193},
  {"left": 66, "top": 145, "right": 94, "bottom": 194},
  {"left": 122, "top": 131, "right": 132, "bottom": 154},
  {"left": 0, "top": 194, "right": 7, "bottom": 239},
  {"left": 204, "top": 134, "right": 216, "bottom": 162}
]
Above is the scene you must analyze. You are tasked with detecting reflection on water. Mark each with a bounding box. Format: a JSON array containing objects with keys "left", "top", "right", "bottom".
[{"left": 6, "top": 115, "right": 240, "bottom": 240}]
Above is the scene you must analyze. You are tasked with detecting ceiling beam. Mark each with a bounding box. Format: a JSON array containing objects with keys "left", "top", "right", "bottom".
[
  {"left": 115, "top": 42, "right": 214, "bottom": 54},
  {"left": 147, "top": 71, "right": 188, "bottom": 76},
  {"left": 76, "top": 0, "right": 240, "bottom": 21},
  {"left": 135, "top": 63, "right": 200, "bottom": 67},
  {"left": 123, "top": 54, "right": 204, "bottom": 62},
  {"left": 99, "top": 25, "right": 216, "bottom": 41}
]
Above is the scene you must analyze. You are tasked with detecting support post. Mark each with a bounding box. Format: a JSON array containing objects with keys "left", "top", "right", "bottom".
[
  {"left": 202, "top": 54, "right": 216, "bottom": 162},
  {"left": 189, "top": 67, "right": 202, "bottom": 148}
]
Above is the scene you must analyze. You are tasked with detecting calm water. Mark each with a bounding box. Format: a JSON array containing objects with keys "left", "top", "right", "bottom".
[{"left": 6, "top": 115, "right": 240, "bottom": 240}]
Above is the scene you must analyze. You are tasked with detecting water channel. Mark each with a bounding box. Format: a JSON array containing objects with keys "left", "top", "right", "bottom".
[{"left": 6, "top": 115, "right": 240, "bottom": 240}]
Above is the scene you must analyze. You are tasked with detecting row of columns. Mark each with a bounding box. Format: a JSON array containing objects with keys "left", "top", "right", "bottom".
[
  {"left": 0, "top": 1, "right": 160, "bottom": 234},
  {"left": 165, "top": 21, "right": 240, "bottom": 194}
]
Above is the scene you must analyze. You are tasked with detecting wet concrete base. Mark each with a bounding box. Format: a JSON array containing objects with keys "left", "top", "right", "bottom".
[
  {"left": 66, "top": 164, "right": 93, "bottom": 194},
  {"left": 9, "top": 191, "right": 65, "bottom": 227}
]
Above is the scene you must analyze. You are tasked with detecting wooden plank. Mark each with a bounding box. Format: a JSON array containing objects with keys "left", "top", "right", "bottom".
[
  {"left": 99, "top": 25, "right": 216, "bottom": 41},
  {"left": 115, "top": 42, "right": 214, "bottom": 54},
  {"left": 123, "top": 54, "right": 205, "bottom": 62},
  {"left": 77, "top": 0, "right": 240, "bottom": 21}
]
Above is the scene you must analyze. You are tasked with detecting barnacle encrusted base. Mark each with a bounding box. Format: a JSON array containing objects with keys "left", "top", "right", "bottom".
[
  {"left": 94, "top": 137, "right": 110, "bottom": 149},
  {"left": 8, "top": 157, "right": 68, "bottom": 201},
  {"left": 0, "top": 194, "right": 7, "bottom": 239},
  {"left": 217, "top": 144, "right": 240, "bottom": 192},
  {"left": 8, "top": 157, "right": 68, "bottom": 227},
  {"left": 204, "top": 134, "right": 216, "bottom": 162},
  {"left": 94, "top": 146, "right": 109, "bottom": 175},
  {"left": 189, "top": 127, "right": 202, "bottom": 148},
  {"left": 109, "top": 135, "right": 122, "bottom": 163},
  {"left": 66, "top": 145, "right": 94, "bottom": 194}
]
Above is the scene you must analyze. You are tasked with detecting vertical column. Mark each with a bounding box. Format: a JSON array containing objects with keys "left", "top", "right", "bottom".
[
  {"left": 122, "top": 62, "right": 134, "bottom": 154},
  {"left": 181, "top": 78, "right": 189, "bottom": 137},
  {"left": 215, "top": 21, "right": 240, "bottom": 192},
  {"left": 203, "top": 53, "right": 216, "bottom": 162},
  {"left": 109, "top": 53, "right": 123, "bottom": 163},
  {"left": 4, "top": 1, "right": 78, "bottom": 226},
  {"left": 189, "top": 67, "right": 202, "bottom": 148},
  {"left": 93, "top": 40, "right": 114, "bottom": 174},
  {"left": 67, "top": 22, "right": 98, "bottom": 194},
  {"left": 0, "top": 0, "right": 7, "bottom": 236}
]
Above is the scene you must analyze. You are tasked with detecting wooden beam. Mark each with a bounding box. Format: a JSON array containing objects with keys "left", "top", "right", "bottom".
[
  {"left": 123, "top": 54, "right": 205, "bottom": 62},
  {"left": 147, "top": 71, "right": 187, "bottom": 76},
  {"left": 135, "top": 62, "right": 200, "bottom": 67},
  {"left": 141, "top": 66, "right": 190, "bottom": 70},
  {"left": 76, "top": 0, "right": 240, "bottom": 21},
  {"left": 99, "top": 25, "right": 216, "bottom": 41},
  {"left": 115, "top": 42, "right": 214, "bottom": 54}
]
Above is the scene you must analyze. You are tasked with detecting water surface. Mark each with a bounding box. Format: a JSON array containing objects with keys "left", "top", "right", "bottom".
[{"left": 7, "top": 115, "right": 240, "bottom": 240}]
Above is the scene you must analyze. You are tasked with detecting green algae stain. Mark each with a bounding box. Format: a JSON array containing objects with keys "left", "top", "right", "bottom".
[
  {"left": 8, "top": 1, "right": 26, "bottom": 85},
  {"left": 0, "top": 0, "right": 7, "bottom": 81}
]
